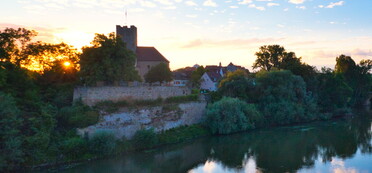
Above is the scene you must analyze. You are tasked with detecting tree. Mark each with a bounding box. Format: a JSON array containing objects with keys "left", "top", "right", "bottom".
[
  {"left": 0, "top": 92, "right": 23, "bottom": 171},
  {"left": 144, "top": 63, "right": 172, "bottom": 84},
  {"left": 334, "top": 55, "right": 372, "bottom": 107},
  {"left": 218, "top": 69, "right": 256, "bottom": 102},
  {"left": 253, "top": 45, "right": 318, "bottom": 93},
  {"left": 253, "top": 45, "right": 287, "bottom": 71},
  {"left": 0, "top": 28, "right": 78, "bottom": 73},
  {"left": 0, "top": 28, "right": 36, "bottom": 65},
  {"left": 190, "top": 66, "right": 207, "bottom": 88},
  {"left": 335, "top": 54, "right": 357, "bottom": 74},
  {"left": 79, "top": 33, "right": 140, "bottom": 85},
  {"left": 205, "top": 97, "right": 262, "bottom": 134},
  {"left": 256, "top": 70, "right": 319, "bottom": 125},
  {"left": 317, "top": 71, "right": 353, "bottom": 114}
]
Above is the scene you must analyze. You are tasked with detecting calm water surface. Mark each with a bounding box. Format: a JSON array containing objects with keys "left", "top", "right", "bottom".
[{"left": 60, "top": 108, "right": 372, "bottom": 173}]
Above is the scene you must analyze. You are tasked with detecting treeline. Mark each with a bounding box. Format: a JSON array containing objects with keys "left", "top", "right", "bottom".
[{"left": 204, "top": 45, "right": 372, "bottom": 134}]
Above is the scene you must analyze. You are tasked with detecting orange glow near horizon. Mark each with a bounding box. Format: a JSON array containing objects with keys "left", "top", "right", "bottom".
[
  {"left": 63, "top": 61, "right": 71, "bottom": 67},
  {"left": 53, "top": 30, "right": 94, "bottom": 50}
]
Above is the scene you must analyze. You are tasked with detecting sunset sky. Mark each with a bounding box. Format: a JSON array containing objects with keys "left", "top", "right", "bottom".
[{"left": 1, "top": 0, "right": 371, "bottom": 70}]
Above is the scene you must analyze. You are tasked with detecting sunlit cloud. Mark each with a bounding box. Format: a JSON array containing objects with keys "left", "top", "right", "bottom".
[
  {"left": 185, "top": 0, "right": 197, "bottom": 6},
  {"left": 181, "top": 38, "right": 284, "bottom": 48},
  {"left": 267, "top": 3, "right": 279, "bottom": 7},
  {"left": 289, "top": 0, "right": 305, "bottom": 4},
  {"left": 154, "top": 0, "right": 173, "bottom": 5},
  {"left": 239, "top": 0, "right": 253, "bottom": 5},
  {"left": 140, "top": 1, "right": 157, "bottom": 7},
  {"left": 249, "top": 4, "right": 265, "bottom": 11},
  {"left": 186, "top": 14, "right": 197, "bottom": 18},
  {"left": 296, "top": 6, "right": 306, "bottom": 10},
  {"left": 203, "top": 0, "right": 217, "bottom": 7},
  {"left": 326, "top": 1, "right": 344, "bottom": 8}
]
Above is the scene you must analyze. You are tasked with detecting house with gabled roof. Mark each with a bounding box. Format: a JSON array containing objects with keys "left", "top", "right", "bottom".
[
  {"left": 200, "top": 62, "right": 249, "bottom": 91},
  {"left": 200, "top": 65, "right": 225, "bottom": 91},
  {"left": 116, "top": 25, "right": 169, "bottom": 80}
]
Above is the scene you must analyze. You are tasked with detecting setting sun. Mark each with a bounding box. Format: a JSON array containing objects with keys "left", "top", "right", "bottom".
[{"left": 63, "top": 61, "right": 71, "bottom": 67}]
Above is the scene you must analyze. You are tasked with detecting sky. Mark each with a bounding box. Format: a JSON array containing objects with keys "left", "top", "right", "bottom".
[{"left": 1, "top": 0, "right": 371, "bottom": 71}]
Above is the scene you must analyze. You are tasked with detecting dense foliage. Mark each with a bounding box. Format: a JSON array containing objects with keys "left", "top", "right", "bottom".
[
  {"left": 144, "top": 63, "right": 172, "bottom": 84},
  {"left": 205, "top": 97, "right": 262, "bottom": 134},
  {"left": 256, "top": 70, "right": 319, "bottom": 125},
  {"left": 79, "top": 33, "right": 140, "bottom": 85},
  {"left": 131, "top": 128, "right": 158, "bottom": 150},
  {"left": 207, "top": 45, "right": 371, "bottom": 134}
]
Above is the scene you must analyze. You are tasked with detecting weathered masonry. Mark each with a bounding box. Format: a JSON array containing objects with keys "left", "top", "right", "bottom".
[
  {"left": 77, "top": 101, "right": 207, "bottom": 139},
  {"left": 73, "top": 86, "right": 191, "bottom": 106}
]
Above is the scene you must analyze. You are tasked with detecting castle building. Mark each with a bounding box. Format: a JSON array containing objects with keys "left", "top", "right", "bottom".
[{"left": 116, "top": 25, "right": 169, "bottom": 80}]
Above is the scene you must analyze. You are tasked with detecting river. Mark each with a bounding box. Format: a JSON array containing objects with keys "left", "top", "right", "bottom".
[{"left": 59, "top": 108, "right": 371, "bottom": 173}]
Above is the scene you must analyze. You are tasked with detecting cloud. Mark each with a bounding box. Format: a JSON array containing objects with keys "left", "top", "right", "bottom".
[
  {"left": 154, "top": 0, "right": 173, "bottom": 5},
  {"left": 185, "top": 0, "right": 197, "bottom": 6},
  {"left": 140, "top": 1, "right": 157, "bottom": 7},
  {"left": 249, "top": 4, "right": 265, "bottom": 11},
  {"left": 326, "top": 1, "right": 344, "bottom": 8},
  {"left": 0, "top": 23, "right": 66, "bottom": 43},
  {"left": 181, "top": 38, "right": 284, "bottom": 48},
  {"left": 296, "top": 6, "right": 306, "bottom": 10},
  {"left": 186, "top": 14, "right": 197, "bottom": 18},
  {"left": 203, "top": 0, "right": 217, "bottom": 7},
  {"left": 239, "top": 0, "right": 253, "bottom": 5},
  {"left": 267, "top": 3, "right": 279, "bottom": 7},
  {"left": 288, "top": 0, "right": 305, "bottom": 4}
]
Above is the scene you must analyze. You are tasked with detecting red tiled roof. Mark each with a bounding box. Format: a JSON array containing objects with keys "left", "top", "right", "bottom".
[
  {"left": 136, "top": 47, "right": 169, "bottom": 63},
  {"left": 206, "top": 71, "right": 223, "bottom": 82}
]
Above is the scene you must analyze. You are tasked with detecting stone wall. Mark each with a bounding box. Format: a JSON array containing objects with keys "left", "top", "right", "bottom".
[
  {"left": 136, "top": 61, "right": 169, "bottom": 80},
  {"left": 73, "top": 86, "right": 191, "bottom": 106},
  {"left": 77, "top": 101, "right": 207, "bottom": 139}
]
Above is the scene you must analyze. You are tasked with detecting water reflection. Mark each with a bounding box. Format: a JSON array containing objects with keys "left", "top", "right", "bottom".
[{"left": 60, "top": 110, "right": 371, "bottom": 173}]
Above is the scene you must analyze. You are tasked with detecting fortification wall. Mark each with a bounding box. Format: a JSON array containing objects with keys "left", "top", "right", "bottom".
[
  {"left": 73, "top": 86, "right": 191, "bottom": 106},
  {"left": 77, "top": 101, "right": 207, "bottom": 139}
]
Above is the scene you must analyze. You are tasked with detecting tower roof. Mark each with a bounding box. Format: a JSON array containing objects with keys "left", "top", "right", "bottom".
[{"left": 136, "top": 46, "right": 169, "bottom": 63}]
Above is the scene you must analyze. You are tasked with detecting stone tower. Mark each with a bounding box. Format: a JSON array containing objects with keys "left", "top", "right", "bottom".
[{"left": 116, "top": 25, "right": 137, "bottom": 52}]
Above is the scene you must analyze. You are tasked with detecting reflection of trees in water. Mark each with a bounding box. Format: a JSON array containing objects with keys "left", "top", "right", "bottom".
[{"left": 204, "top": 111, "right": 372, "bottom": 172}]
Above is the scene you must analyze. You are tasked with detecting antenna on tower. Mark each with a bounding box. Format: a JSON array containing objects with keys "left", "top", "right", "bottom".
[{"left": 125, "top": 9, "right": 128, "bottom": 25}]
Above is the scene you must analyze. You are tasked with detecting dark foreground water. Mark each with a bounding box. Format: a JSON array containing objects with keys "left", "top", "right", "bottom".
[{"left": 60, "top": 108, "right": 372, "bottom": 173}]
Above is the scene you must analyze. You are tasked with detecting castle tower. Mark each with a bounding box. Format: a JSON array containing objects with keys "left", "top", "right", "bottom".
[{"left": 116, "top": 25, "right": 137, "bottom": 52}]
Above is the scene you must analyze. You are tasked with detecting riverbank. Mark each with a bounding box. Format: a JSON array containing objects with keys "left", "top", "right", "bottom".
[
  {"left": 30, "top": 107, "right": 370, "bottom": 172},
  {"left": 28, "top": 124, "right": 211, "bottom": 172},
  {"left": 33, "top": 108, "right": 372, "bottom": 173}
]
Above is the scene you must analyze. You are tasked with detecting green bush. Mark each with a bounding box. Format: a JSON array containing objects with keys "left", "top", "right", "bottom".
[
  {"left": 132, "top": 128, "right": 158, "bottom": 150},
  {"left": 165, "top": 94, "right": 198, "bottom": 103},
  {"left": 205, "top": 97, "right": 262, "bottom": 134},
  {"left": 61, "top": 137, "right": 88, "bottom": 160},
  {"left": 89, "top": 130, "right": 117, "bottom": 156},
  {"left": 158, "top": 125, "right": 210, "bottom": 144},
  {"left": 58, "top": 102, "right": 99, "bottom": 128}
]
